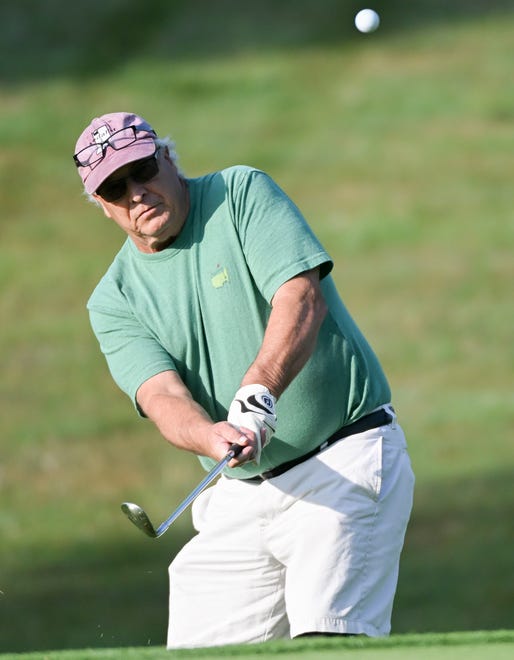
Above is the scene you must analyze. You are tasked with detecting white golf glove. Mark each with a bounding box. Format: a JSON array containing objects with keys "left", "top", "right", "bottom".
[{"left": 227, "top": 384, "right": 277, "bottom": 465}]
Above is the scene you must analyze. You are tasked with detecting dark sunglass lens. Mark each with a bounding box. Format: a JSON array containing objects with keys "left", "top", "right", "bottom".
[
  {"left": 97, "top": 179, "right": 127, "bottom": 202},
  {"left": 96, "top": 155, "right": 158, "bottom": 201},
  {"left": 132, "top": 156, "right": 159, "bottom": 183}
]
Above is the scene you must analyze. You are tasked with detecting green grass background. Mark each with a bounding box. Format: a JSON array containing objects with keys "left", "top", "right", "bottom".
[
  {"left": 1, "top": 0, "right": 513, "bottom": 655},
  {"left": 2, "top": 631, "right": 514, "bottom": 660}
]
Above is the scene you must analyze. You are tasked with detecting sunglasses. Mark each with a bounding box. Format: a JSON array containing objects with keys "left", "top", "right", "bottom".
[{"left": 96, "top": 153, "right": 160, "bottom": 202}]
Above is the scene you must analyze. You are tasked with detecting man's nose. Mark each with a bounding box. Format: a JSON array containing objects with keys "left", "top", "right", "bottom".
[{"left": 128, "top": 179, "right": 147, "bottom": 202}]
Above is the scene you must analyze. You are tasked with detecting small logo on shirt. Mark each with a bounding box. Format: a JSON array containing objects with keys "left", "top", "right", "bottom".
[{"left": 211, "top": 266, "right": 229, "bottom": 288}]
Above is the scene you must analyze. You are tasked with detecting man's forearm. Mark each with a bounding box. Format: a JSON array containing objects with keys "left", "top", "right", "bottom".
[
  {"left": 136, "top": 370, "right": 257, "bottom": 464},
  {"left": 242, "top": 268, "right": 327, "bottom": 398},
  {"left": 141, "top": 389, "right": 214, "bottom": 455}
]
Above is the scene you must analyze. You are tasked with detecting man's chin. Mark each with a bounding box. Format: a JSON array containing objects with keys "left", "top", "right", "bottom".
[{"left": 142, "top": 228, "right": 177, "bottom": 252}]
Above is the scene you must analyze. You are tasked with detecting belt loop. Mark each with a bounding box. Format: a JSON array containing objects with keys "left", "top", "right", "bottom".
[{"left": 385, "top": 403, "right": 397, "bottom": 425}]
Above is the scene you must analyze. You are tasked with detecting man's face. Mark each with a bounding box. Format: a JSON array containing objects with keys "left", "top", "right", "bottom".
[{"left": 94, "top": 148, "right": 189, "bottom": 253}]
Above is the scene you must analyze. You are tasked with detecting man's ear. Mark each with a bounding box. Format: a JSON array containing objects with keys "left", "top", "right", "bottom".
[
  {"left": 162, "top": 147, "right": 176, "bottom": 170},
  {"left": 93, "top": 193, "right": 112, "bottom": 219}
]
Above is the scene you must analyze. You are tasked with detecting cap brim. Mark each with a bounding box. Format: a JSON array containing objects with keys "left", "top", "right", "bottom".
[{"left": 83, "top": 139, "right": 157, "bottom": 194}]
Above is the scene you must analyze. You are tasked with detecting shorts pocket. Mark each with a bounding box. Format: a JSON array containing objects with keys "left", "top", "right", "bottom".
[
  {"left": 362, "top": 435, "right": 383, "bottom": 501},
  {"left": 330, "top": 433, "right": 384, "bottom": 502},
  {"left": 191, "top": 485, "right": 215, "bottom": 532}
]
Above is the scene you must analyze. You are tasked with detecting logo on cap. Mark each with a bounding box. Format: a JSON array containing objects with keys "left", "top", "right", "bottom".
[{"left": 92, "top": 125, "right": 112, "bottom": 156}]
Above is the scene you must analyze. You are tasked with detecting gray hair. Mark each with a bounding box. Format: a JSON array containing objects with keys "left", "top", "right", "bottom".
[
  {"left": 84, "top": 136, "right": 182, "bottom": 206},
  {"left": 155, "top": 136, "right": 182, "bottom": 173}
]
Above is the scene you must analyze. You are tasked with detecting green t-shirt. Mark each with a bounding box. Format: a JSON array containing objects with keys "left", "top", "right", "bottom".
[{"left": 88, "top": 166, "right": 390, "bottom": 477}]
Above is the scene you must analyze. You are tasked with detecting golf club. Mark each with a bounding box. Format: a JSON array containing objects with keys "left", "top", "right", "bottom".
[{"left": 121, "top": 442, "right": 244, "bottom": 538}]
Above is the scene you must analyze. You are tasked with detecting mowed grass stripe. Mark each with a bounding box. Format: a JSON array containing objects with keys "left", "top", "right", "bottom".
[{"left": 1, "top": 631, "right": 513, "bottom": 660}]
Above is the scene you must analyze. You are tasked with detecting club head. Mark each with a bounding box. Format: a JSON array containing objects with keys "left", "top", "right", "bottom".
[{"left": 121, "top": 502, "right": 158, "bottom": 538}]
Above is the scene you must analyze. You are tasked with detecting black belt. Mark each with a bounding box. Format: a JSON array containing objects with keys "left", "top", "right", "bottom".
[{"left": 243, "top": 407, "right": 393, "bottom": 482}]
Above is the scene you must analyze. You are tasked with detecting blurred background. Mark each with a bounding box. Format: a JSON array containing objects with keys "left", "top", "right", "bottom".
[{"left": 1, "top": 0, "right": 513, "bottom": 653}]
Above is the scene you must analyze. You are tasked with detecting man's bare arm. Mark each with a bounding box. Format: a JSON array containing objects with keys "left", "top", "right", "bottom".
[
  {"left": 136, "top": 370, "right": 255, "bottom": 465},
  {"left": 241, "top": 267, "right": 328, "bottom": 398}
]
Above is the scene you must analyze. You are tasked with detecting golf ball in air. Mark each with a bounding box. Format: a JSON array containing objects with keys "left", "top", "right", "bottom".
[{"left": 355, "top": 9, "right": 380, "bottom": 33}]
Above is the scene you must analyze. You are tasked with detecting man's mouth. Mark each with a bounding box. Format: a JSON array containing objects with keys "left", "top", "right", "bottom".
[{"left": 137, "top": 206, "right": 158, "bottom": 222}]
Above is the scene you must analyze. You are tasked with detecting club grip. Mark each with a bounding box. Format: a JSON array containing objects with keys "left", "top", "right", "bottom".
[{"left": 228, "top": 442, "right": 245, "bottom": 458}]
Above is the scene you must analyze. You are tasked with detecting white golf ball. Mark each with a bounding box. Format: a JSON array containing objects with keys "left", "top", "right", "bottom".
[{"left": 355, "top": 9, "right": 380, "bottom": 33}]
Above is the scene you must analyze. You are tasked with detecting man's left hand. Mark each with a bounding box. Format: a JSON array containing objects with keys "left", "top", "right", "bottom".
[{"left": 227, "top": 384, "right": 277, "bottom": 464}]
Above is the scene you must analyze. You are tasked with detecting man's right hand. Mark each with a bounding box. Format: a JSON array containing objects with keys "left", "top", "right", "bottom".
[
  {"left": 207, "top": 421, "right": 258, "bottom": 467},
  {"left": 136, "top": 370, "right": 256, "bottom": 466}
]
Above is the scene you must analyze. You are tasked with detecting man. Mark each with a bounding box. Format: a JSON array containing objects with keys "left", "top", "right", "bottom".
[{"left": 74, "top": 111, "right": 414, "bottom": 648}]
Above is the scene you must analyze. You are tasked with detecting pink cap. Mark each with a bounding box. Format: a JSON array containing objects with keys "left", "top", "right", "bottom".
[{"left": 74, "top": 112, "right": 157, "bottom": 194}]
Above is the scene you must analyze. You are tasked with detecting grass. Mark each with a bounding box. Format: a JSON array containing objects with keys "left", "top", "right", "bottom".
[
  {"left": 1, "top": 632, "right": 514, "bottom": 660},
  {"left": 1, "top": 0, "right": 514, "bottom": 654}
]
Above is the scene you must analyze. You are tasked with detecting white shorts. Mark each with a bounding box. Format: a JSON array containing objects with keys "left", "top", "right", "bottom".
[{"left": 167, "top": 409, "right": 415, "bottom": 648}]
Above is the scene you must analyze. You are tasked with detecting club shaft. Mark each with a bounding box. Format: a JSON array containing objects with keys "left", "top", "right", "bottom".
[{"left": 154, "top": 445, "right": 240, "bottom": 537}]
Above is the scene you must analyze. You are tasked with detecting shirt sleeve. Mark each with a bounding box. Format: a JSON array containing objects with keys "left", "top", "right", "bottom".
[
  {"left": 88, "top": 301, "right": 176, "bottom": 415},
  {"left": 228, "top": 168, "right": 333, "bottom": 302}
]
